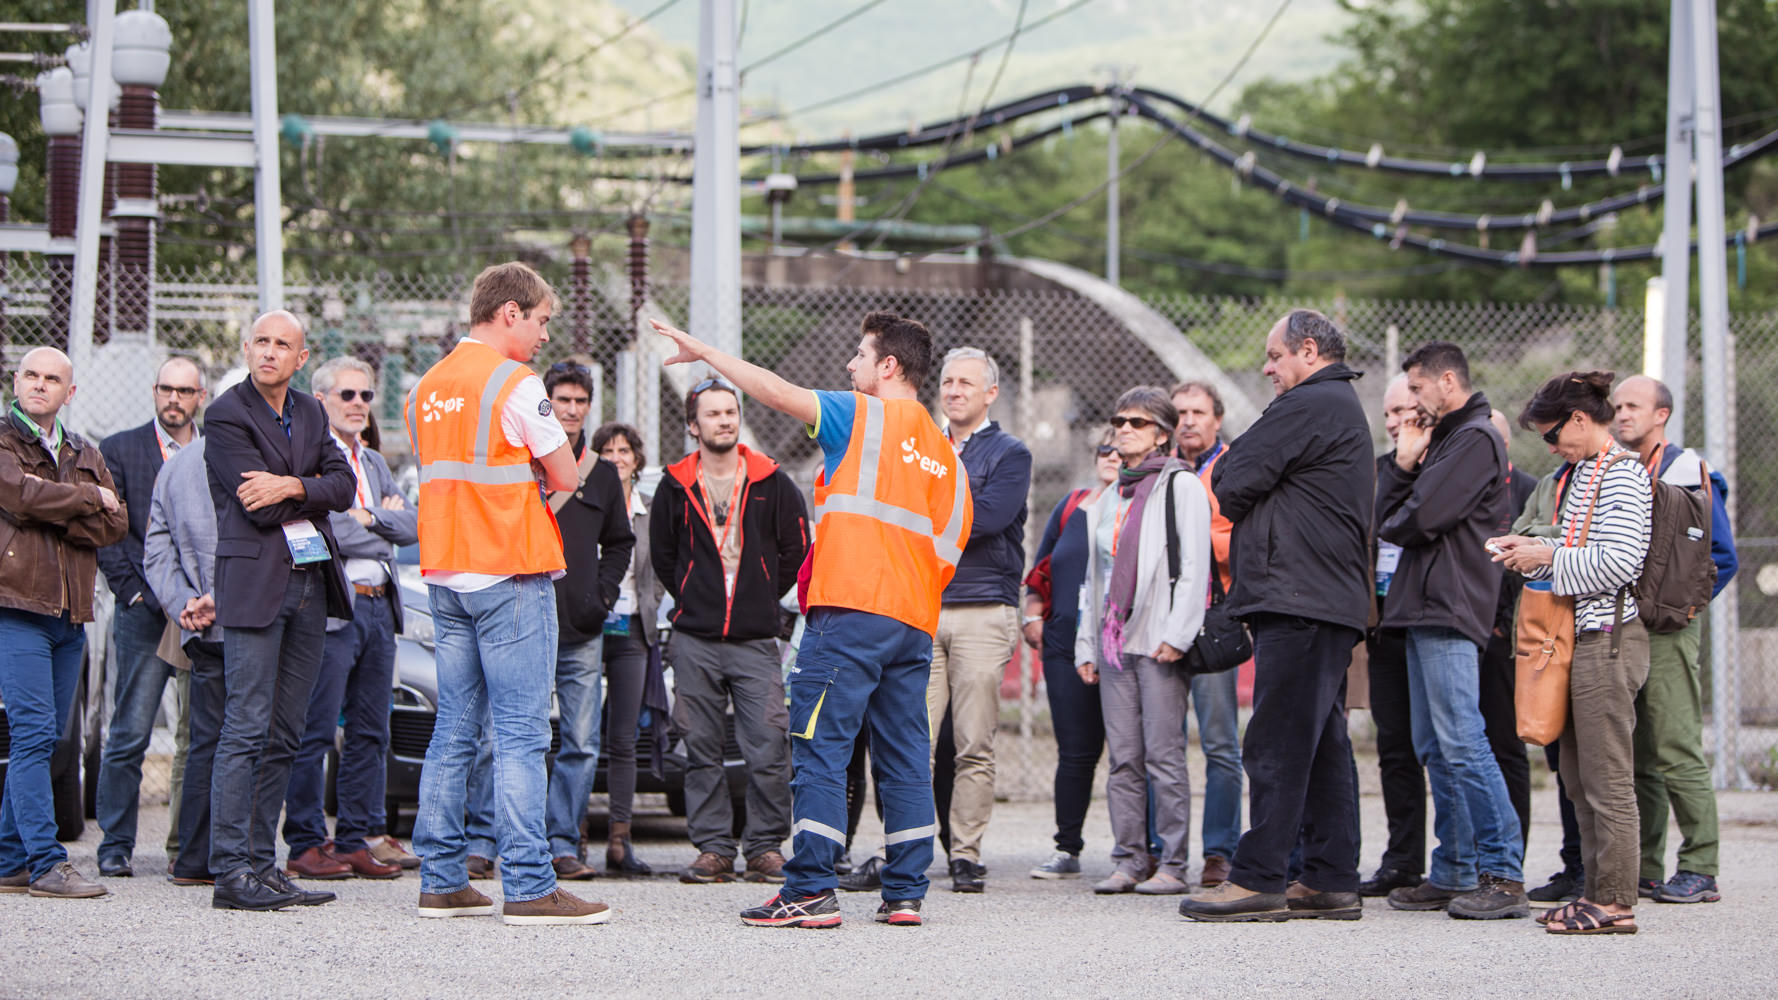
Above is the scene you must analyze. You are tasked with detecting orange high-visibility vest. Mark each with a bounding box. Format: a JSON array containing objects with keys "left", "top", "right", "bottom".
[
  {"left": 806, "top": 392, "right": 973, "bottom": 635},
  {"left": 405, "top": 340, "right": 564, "bottom": 576}
]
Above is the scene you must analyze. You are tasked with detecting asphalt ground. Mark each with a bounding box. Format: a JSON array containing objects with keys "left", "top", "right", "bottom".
[{"left": 3, "top": 781, "right": 1775, "bottom": 999}]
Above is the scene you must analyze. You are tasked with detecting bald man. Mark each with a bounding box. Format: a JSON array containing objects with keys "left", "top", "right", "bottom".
[
  {"left": 203, "top": 311, "right": 358, "bottom": 911},
  {"left": 1, "top": 347, "right": 129, "bottom": 897},
  {"left": 1611, "top": 375, "right": 1737, "bottom": 904},
  {"left": 95, "top": 355, "right": 208, "bottom": 878}
]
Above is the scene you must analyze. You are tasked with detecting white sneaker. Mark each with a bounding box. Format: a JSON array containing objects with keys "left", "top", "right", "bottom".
[{"left": 1030, "top": 851, "right": 1082, "bottom": 879}]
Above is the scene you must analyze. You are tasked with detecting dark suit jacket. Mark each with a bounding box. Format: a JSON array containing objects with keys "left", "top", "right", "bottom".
[
  {"left": 97, "top": 420, "right": 170, "bottom": 614},
  {"left": 204, "top": 380, "right": 356, "bottom": 629}
]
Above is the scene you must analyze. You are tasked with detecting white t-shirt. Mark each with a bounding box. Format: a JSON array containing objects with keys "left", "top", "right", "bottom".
[{"left": 424, "top": 348, "right": 570, "bottom": 594}]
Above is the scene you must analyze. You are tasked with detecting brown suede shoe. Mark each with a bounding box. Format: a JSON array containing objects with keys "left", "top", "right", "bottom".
[
  {"left": 467, "top": 855, "right": 495, "bottom": 880},
  {"left": 286, "top": 846, "right": 351, "bottom": 880},
  {"left": 552, "top": 855, "right": 598, "bottom": 880},
  {"left": 501, "top": 888, "right": 612, "bottom": 926},
  {"left": 1200, "top": 855, "right": 1231, "bottom": 888},
  {"left": 680, "top": 851, "right": 737, "bottom": 884},
  {"left": 744, "top": 850, "right": 787, "bottom": 884},
  {"left": 1286, "top": 880, "right": 1363, "bottom": 920},
  {"left": 418, "top": 886, "right": 494, "bottom": 918},
  {"left": 329, "top": 846, "right": 403, "bottom": 879},
  {"left": 28, "top": 862, "right": 108, "bottom": 899},
  {"left": 367, "top": 836, "right": 421, "bottom": 870}
]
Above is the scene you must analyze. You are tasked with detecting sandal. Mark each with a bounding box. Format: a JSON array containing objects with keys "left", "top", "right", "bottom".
[
  {"left": 1536, "top": 900, "right": 1582, "bottom": 926},
  {"left": 1545, "top": 900, "right": 1637, "bottom": 935}
]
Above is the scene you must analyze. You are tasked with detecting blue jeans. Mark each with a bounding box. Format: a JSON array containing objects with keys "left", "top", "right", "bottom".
[
  {"left": 0, "top": 609, "right": 85, "bottom": 880},
  {"left": 414, "top": 575, "right": 557, "bottom": 903},
  {"left": 784, "top": 608, "right": 936, "bottom": 901},
  {"left": 1190, "top": 668, "right": 1244, "bottom": 859},
  {"left": 545, "top": 638, "right": 604, "bottom": 859},
  {"left": 1404, "top": 626, "right": 1524, "bottom": 888},
  {"left": 283, "top": 592, "right": 396, "bottom": 856},
  {"left": 212, "top": 570, "right": 328, "bottom": 877},
  {"left": 95, "top": 599, "right": 176, "bottom": 864}
]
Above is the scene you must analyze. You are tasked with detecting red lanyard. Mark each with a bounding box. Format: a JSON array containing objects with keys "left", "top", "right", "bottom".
[
  {"left": 1111, "top": 496, "right": 1132, "bottom": 558},
  {"left": 1560, "top": 452, "right": 1609, "bottom": 547},
  {"left": 697, "top": 464, "right": 745, "bottom": 552}
]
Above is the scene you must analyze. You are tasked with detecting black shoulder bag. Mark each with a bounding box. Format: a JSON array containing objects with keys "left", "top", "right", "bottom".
[{"left": 1165, "top": 471, "right": 1251, "bottom": 676}]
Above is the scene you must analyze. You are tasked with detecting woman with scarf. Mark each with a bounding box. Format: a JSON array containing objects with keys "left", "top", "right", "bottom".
[{"left": 1075, "top": 386, "right": 1212, "bottom": 895}]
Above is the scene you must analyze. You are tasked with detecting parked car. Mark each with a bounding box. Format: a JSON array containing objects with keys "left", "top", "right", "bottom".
[
  {"left": 328, "top": 577, "right": 747, "bottom": 835},
  {"left": 0, "top": 656, "right": 96, "bottom": 844}
]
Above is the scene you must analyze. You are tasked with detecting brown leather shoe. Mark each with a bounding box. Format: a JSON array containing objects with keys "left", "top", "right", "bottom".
[
  {"left": 28, "top": 862, "right": 108, "bottom": 899},
  {"left": 744, "top": 850, "right": 787, "bottom": 884},
  {"left": 501, "top": 888, "right": 612, "bottom": 925},
  {"left": 679, "top": 851, "right": 737, "bottom": 884},
  {"left": 0, "top": 868, "right": 33, "bottom": 894},
  {"left": 286, "top": 846, "right": 351, "bottom": 880},
  {"left": 1200, "top": 855, "right": 1231, "bottom": 888},
  {"left": 467, "top": 855, "right": 495, "bottom": 880},
  {"left": 418, "top": 885, "right": 494, "bottom": 918},
  {"left": 329, "top": 846, "right": 403, "bottom": 879},
  {"left": 367, "top": 836, "right": 421, "bottom": 870},
  {"left": 552, "top": 855, "right": 598, "bottom": 880}
]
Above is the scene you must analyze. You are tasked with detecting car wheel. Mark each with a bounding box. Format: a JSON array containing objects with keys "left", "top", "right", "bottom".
[
  {"left": 386, "top": 798, "right": 414, "bottom": 838},
  {"left": 731, "top": 795, "right": 747, "bottom": 839},
  {"left": 665, "top": 788, "right": 687, "bottom": 817}
]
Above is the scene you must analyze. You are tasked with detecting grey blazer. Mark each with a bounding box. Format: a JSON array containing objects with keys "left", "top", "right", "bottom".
[
  {"left": 323, "top": 438, "right": 419, "bottom": 633},
  {"left": 630, "top": 484, "right": 664, "bottom": 646},
  {"left": 143, "top": 439, "right": 219, "bottom": 646}
]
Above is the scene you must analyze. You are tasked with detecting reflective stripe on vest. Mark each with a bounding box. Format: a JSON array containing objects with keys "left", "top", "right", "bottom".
[{"left": 811, "top": 395, "right": 968, "bottom": 569}]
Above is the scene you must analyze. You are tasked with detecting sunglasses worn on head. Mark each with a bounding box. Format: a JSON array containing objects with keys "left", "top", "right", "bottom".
[
  {"left": 155, "top": 384, "right": 201, "bottom": 399},
  {"left": 548, "top": 361, "right": 591, "bottom": 374},
  {"left": 335, "top": 388, "right": 375, "bottom": 403},
  {"left": 1109, "top": 415, "right": 1157, "bottom": 430},
  {"left": 692, "top": 376, "right": 735, "bottom": 395}
]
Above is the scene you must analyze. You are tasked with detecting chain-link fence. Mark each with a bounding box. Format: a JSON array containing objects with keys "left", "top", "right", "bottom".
[{"left": 3, "top": 256, "right": 1774, "bottom": 804}]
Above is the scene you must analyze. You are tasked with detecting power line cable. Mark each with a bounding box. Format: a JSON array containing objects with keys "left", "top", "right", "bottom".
[{"left": 739, "top": 0, "right": 892, "bottom": 76}]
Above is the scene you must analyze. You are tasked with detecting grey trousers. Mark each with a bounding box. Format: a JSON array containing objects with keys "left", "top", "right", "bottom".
[
  {"left": 1558, "top": 620, "right": 1650, "bottom": 907},
  {"left": 1101, "top": 653, "right": 1192, "bottom": 877},
  {"left": 668, "top": 631, "right": 792, "bottom": 859}
]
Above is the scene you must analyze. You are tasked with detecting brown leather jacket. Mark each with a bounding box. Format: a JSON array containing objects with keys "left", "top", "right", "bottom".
[{"left": 0, "top": 407, "right": 129, "bottom": 622}]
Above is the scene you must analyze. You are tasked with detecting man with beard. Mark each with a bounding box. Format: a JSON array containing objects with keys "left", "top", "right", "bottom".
[
  {"left": 654, "top": 378, "right": 808, "bottom": 885},
  {"left": 95, "top": 356, "right": 207, "bottom": 878}
]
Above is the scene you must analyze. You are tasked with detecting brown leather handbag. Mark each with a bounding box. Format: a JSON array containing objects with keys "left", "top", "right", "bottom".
[{"left": 1514, "top": 455, "right": 1622, "bottom": 746}]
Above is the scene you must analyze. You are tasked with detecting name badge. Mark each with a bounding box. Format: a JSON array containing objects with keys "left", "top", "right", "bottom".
[
  {"left": 602, "top": 608, "right": 631, "bottom": 637},
  {"left": 1375, "top": 541, "right": 1403, "bottom": 596},
  {"left": 282, "top": 520, "right": 333, "bottom": 565}
]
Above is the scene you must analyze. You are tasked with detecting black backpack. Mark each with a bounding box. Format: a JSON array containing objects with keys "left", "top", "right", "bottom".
[
  {"left": 1164, "top": 470, "right": 1251, "bottom": 676},
  {"left": 1630, "top": 456, "right": 1718, "bottom": 634}
]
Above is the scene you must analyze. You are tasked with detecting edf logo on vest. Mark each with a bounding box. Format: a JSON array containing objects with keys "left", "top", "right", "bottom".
[
  {"left": 420, "top": 391, "right": 466, "bottom": 423},
  {"left": 900, "top": 436, "right": 949, "bottom": 478}
]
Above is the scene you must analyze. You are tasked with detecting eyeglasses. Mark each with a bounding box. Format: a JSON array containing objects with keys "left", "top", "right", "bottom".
[
  {"left": 155, "top": 384, "right": 202, "bottom": 399},
  {"left": 334, "top": 388, "right": 375, "bottom": 403},
  {"left": 1109, "top": 415, "right": 1159, "bottom": 430},
  {"left": 1541, "top": 418, "right": 1566, "bottom": 446},
  {"left": 1095, "top": 445, "right": 1117, "bottom": 457}
]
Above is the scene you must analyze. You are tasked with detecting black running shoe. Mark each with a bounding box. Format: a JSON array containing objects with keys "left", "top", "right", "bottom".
[
  {"left": 740, "top": 889, "right": 842, "bottom": 928},
  {"left": 875, "top": 898, "right": 923, "bottom": 926}
]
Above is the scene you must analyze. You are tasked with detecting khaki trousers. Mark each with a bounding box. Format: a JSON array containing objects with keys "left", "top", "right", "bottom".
[
  {"left": 1557, "top": 619, "right": 1650, "bottom": 907},
  {"left": 926, "top": 603, "right": 1019, "bottom": 864}
]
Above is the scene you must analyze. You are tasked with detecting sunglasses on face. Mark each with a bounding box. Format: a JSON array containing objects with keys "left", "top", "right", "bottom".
[
  {"left": 1095, "top": 445, "right": 1117, "bottom": 457},
  {"left": 1541, "top": 419, "right": 1566, "bottom": 446},
  {"left": 334, "top": 389, "right": 375, "bottom": 404},
  {"left": 155, "top": 384, "right": 201, "bottom": 399},
  {"left": 1109, "top": 415, "right": 1157, "bottom": 430}
]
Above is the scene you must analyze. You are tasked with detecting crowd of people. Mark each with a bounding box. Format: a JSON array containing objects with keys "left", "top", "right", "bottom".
[{"left": 0, "top": 263, "right": 1736, "bottom": 934}]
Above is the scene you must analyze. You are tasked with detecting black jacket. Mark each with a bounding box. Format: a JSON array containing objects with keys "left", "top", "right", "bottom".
[
  {"left": 651, "top": 444, "right": 808, "bottom": 642},
  {"left": 204, "top": 381, "right": 356, "bottom": 629},
  {"left": 1212, "top": 363, "right": 1374, "bottom": 634},
  {"left": 96, "top": 420, "right": 171, "bottom": 614},
  {"left": 943, "top": 421, "right": 1031, "bottom": 606},
  {"left": 1376, "top": 391, "right": 1509, "bottom": 648},
  {"left": 554, "top": 439, "right": 637, "bottom": 645}
]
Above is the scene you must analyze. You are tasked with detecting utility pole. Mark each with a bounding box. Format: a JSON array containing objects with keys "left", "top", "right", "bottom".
[
  {"left": 1104, "top": 67, "right": 1124, "bottom": 287},
  {"left": 691, "top": 0, "right": 741, "bottom": 358},
  {"left": 1658, "top": 0, "right": 1694, "bottom": 446},
  {"left": 1689, "top": 0, "right": 1743, "bottom": 789},
  {"left": 67, "top": 0, "right": 116, "bottom": 391},
  {"left": 248, "top": 0, "right": 283, "bottom": 311}
]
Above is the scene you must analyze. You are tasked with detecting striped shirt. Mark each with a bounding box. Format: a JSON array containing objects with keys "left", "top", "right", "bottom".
[{"left": 1527, "top": 444, "right": 1652, "bottom": 632}]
